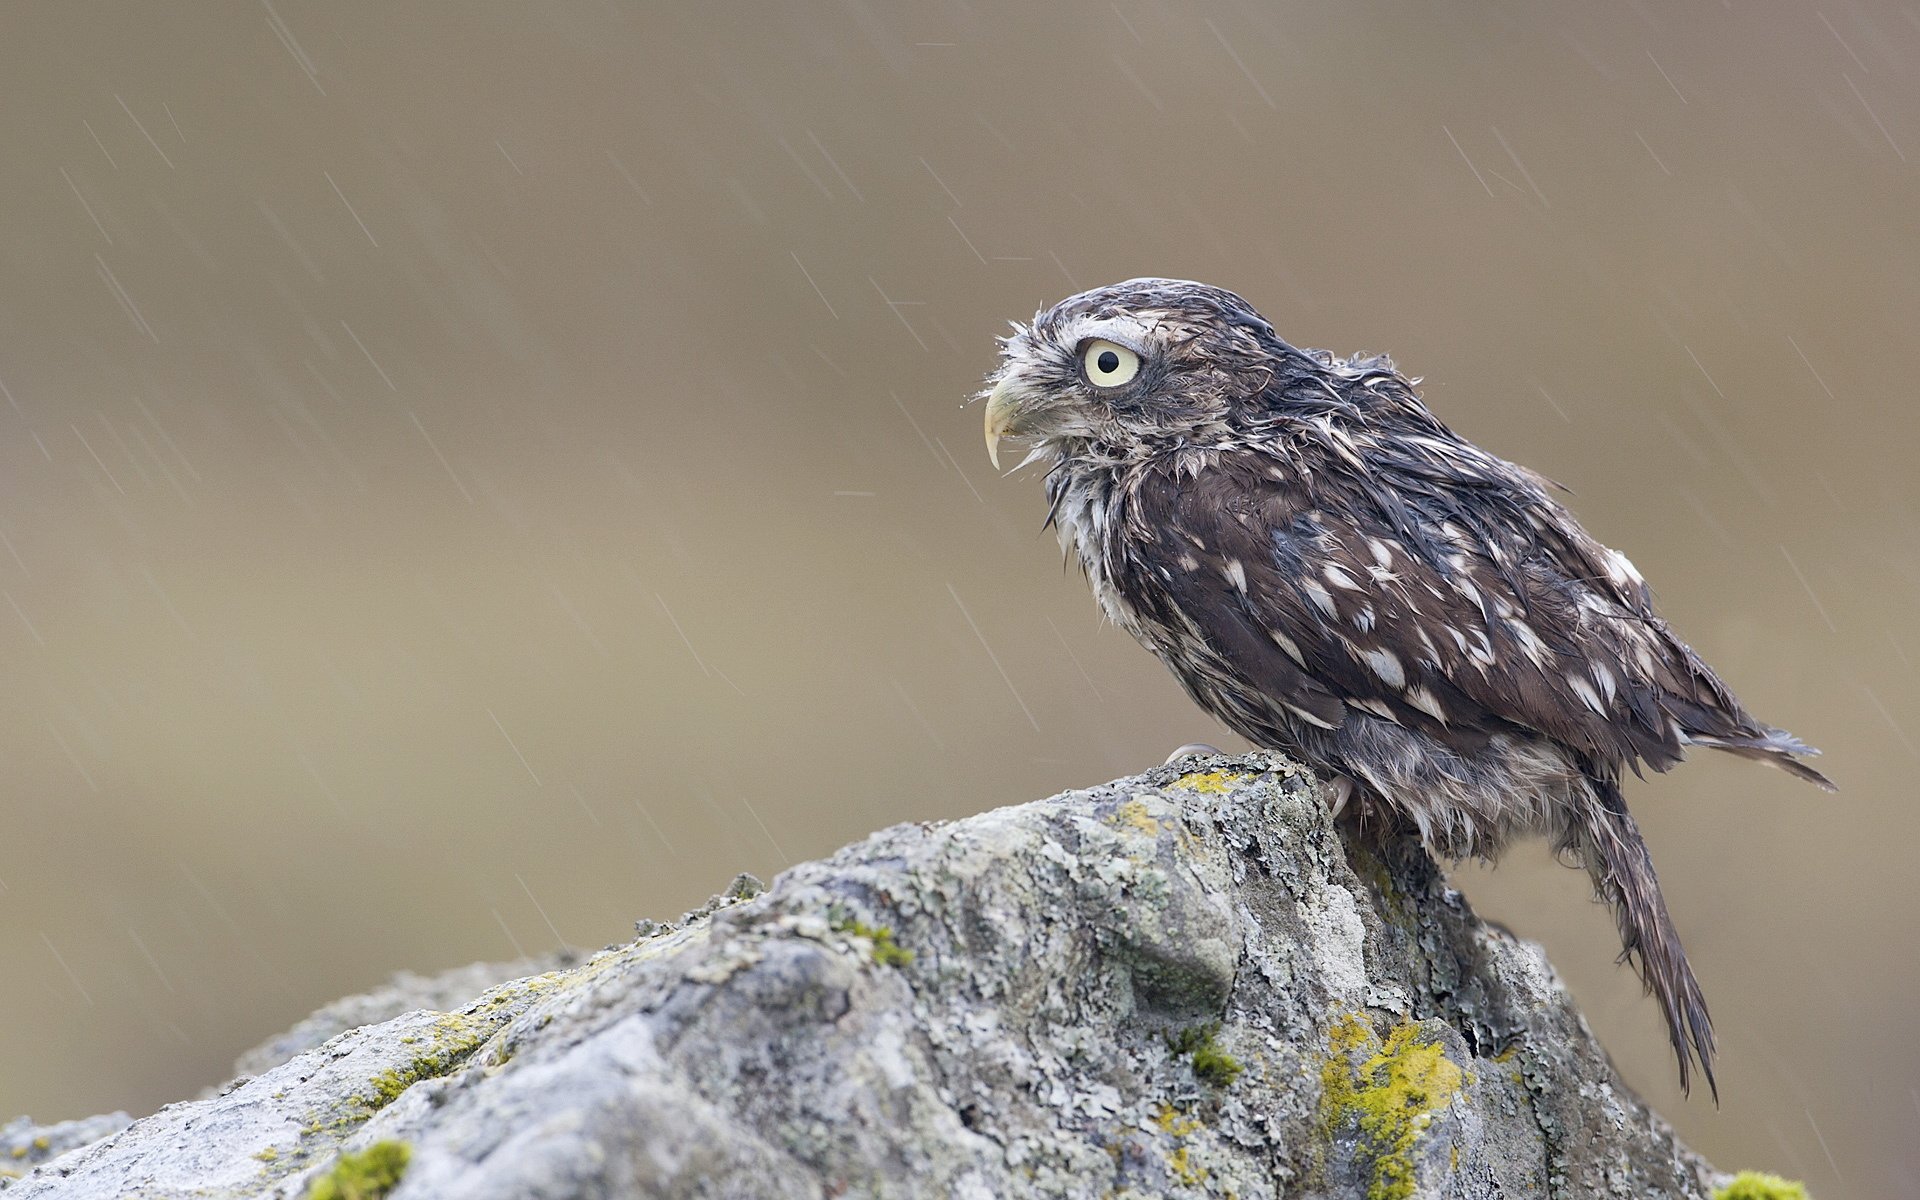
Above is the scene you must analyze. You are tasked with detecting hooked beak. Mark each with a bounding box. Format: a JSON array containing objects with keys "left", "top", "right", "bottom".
[{"left": 983, "top": 379, "right": 1013, "bottom": 470}]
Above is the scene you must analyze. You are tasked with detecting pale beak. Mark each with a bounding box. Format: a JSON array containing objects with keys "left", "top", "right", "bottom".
[{"left": 983, "top": 378, "right": 1016, "bottom": 470}]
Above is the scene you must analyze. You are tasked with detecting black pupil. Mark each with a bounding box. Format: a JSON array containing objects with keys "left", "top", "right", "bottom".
[{"left": 1096, "top": 350, "right": 1120, "bottom": 375}]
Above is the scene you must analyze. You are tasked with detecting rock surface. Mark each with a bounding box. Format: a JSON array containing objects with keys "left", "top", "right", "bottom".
[
  {"left": 228, "top": 956, "right": 575, "bottom": 1083},
  {"left": 4, "top": 755, "right": 1729, "bottom": 1199}
]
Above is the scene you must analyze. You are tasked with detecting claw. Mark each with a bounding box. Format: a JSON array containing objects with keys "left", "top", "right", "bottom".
[
  {"left": 1325, "top": 775, "right": 1354, "bottom": 818},
  {"left": 1162, "top": 742, "right": 1222, "bottom": 765}
]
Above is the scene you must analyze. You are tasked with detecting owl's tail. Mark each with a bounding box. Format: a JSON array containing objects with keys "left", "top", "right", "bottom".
[{"left": 1570, "top": 777, "right": 1718, "bottom": 1101}]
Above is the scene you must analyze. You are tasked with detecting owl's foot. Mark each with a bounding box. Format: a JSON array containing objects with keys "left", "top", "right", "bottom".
[{"left": 1163, "top": 742, "right": 1223, "bottom": 765}]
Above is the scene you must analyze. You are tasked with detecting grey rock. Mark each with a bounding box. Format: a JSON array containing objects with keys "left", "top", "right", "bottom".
[
  {"left": 1, "top": 1115, "right": 131, "bottom": 1189},
  {"left": 2, "top": 756, "right": 1728, "bottom": 1199},
  {"left": 230, "top": 955, "right": 576, "bottom": 1081}
]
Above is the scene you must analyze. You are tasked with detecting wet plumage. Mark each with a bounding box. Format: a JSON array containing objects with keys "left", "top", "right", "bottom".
[{"left": 979, "top": 278, "right": 1832, "bottom": 1098}]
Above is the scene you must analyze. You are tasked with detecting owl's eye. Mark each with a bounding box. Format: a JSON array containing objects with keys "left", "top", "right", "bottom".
[{"left": 1080, "top": 339, "right": 1140, "bottom": 388}]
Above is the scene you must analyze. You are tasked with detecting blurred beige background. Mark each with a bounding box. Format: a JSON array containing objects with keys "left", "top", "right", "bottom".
[{"left": 2, "top": 2, "right": 1915, "bottom": 1193}]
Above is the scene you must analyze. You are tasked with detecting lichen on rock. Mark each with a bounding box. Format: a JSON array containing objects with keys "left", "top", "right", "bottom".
[
  {"left": 1714, "top": 1171, "right": 1811, "bottom": 1200},
  {"left": 3, "top": 754, "right": 1769, "bottom": 1198}
]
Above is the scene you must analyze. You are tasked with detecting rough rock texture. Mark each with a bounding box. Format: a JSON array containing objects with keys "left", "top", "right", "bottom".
[
  {"left": 229, "top": 956, "right": 575, "bottom": 1082},
  {"left": 1, "top": 1116, "right": 132, "bottom": 1189},
  {"left": 4, "top": 755, "right": 1727, "bottom": 1199}
]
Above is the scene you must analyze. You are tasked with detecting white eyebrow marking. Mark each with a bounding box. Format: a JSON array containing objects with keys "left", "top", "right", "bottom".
[{"left": 1051, "top": 312, "right": 1159, "bottom": 354}]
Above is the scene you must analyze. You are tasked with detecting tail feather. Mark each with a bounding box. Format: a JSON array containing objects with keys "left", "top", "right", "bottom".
[
  {"left": 1690, "top": 728, "right": 1836, "bottom": 792},
  {"left": 1576, "top": 779, "right": 1718, "bottom": 1100}
]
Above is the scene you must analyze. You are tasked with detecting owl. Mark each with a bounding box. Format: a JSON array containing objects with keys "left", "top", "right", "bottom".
[{"left": 980, "top": 278, "right": 1831, "bottom": 1096}]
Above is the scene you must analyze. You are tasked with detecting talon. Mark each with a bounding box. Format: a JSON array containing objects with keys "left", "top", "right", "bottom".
[
  {"left": 1325, "top": 776, "right": 1354, "bottom": 819},
  {"left": 1163, "top": 742, "right": 1223, "bottom": 765}
]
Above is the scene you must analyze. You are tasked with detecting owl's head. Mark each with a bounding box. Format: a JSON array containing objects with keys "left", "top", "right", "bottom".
[{"left": 979, "top": 278, "right": 1301, "bottom": 469}]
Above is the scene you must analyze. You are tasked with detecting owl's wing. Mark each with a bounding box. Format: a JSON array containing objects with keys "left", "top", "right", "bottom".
[{"left": 1111, "top": 447, "right": 1814, "bottom": 779}]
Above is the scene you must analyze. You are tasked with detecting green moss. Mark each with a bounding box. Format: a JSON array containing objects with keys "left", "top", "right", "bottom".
[
  {"left": 306, "top": 1141, "right": 411, "bottom": 1200},
  {"left": 1715, "top": 1171, "right": 1810, "bottom": 1200},
  {"left": 1169, "top": 1022, "right": 1244, "bottom": 1088},
  {"left": 830, "top": 913, "right": 915, "bottom": 968},
  {"left": 1319, "top": 1013, "right": 1465, "bottom": 1200},
  {"left": 358, "top": 1014, "right": 490, "bottom": 1112}
]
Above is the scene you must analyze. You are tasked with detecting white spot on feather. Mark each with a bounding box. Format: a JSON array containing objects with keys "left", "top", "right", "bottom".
[
  {"left": 1508, "top": 620, "right": 1550, "bottom": 666},
  {"left": 1606, "top": 549, "right": 1645, "bottom": 588},
  {"left": 1567, "top": 673, "right": 1606, "bottom": 714},
  {"left": 1301, "top": 578, "right": 1337, "bottom": 618},
  {"left": 1224, "top": 558, "right": 1248, "bottom": 593},
  {"left": 1414, "top": 627, "right": 1440, "bottom": 665},
  {"left": 1363, "top": 648, "right": 1405, "bottom": 689},
  {"left": 1406, "top": 685, "right": 1448, "bottom": 723},
  {"left": 1591, "top": 662, "right": 1617, "bottom": 702},
  {"left": 1283, "top": 701, "right": 1338, "bottom": 730},
  {"left": 1368, "top": 538, "right": 1395, "bottom": 568},
  {"left": 1324, "top": 563, "right": 1360, "bottom": 590},
  {"left": 1269, "top": 628, "right": 1305, "bottom": 664}
]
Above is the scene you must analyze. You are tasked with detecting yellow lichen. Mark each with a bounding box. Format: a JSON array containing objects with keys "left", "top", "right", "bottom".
[
  {"left": 1173, "top": 770, "right": 1250, "bottom": 794},
  {"left": 1319, "top": 1013, "right": 1465, "bottom": 1200},
  {"left": 1152, "top": 1104, "right": 1209, "bottom": 1188},
  {"left": 1153, "top": 1102, "right": 1202, "bottom": 1139},
  {"left": 1167, "top": 1143, "right": 1208, "bottom": 1188},
  {"left": 1115, "top": 798, "right": 1163, "bottom": 835},
  {"left": 1715, "top": 1171, "right": 1810, "bottom": 1200}
]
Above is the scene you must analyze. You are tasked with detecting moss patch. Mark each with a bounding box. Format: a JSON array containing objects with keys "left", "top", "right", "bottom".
[
  {"left": 830, "top": 914, "right": 915, "bottom": 968},
  {"left": 307, "top": 1140, "right": 410, "bottom": 1200},
  {"left": 1715, "top": 1171, "right": 1810, "bottom": 1200},
  {"left": 1319, "top": 1013, "right": 1464, "bottom": 1200},
  {"left": 1169, "top": 1022, "right": 1244, "bottom": 1088},
  {"left": 359, "top": 1013, "right": 491, "bottom": 1112}
]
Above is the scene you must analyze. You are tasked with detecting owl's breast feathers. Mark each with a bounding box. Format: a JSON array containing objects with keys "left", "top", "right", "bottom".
[{"left": 1083, "top": 412, "right": 1828, "bottom": 786}]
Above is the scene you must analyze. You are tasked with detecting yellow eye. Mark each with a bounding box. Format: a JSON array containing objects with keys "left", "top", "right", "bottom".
[{"left": 1081, "top": 339, "right": 1140, "bottom": 388}]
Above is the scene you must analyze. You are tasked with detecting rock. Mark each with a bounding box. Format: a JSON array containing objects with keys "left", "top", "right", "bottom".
[
  {"left": 230, "top": 956, "right": 576, "bottom": 1082},
  {"left": 3, "top": 755, "right": 1736, "bottom": 1199},
  {"left": 1, "top": 1116, "right": 131, "bottom": 1189}
]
